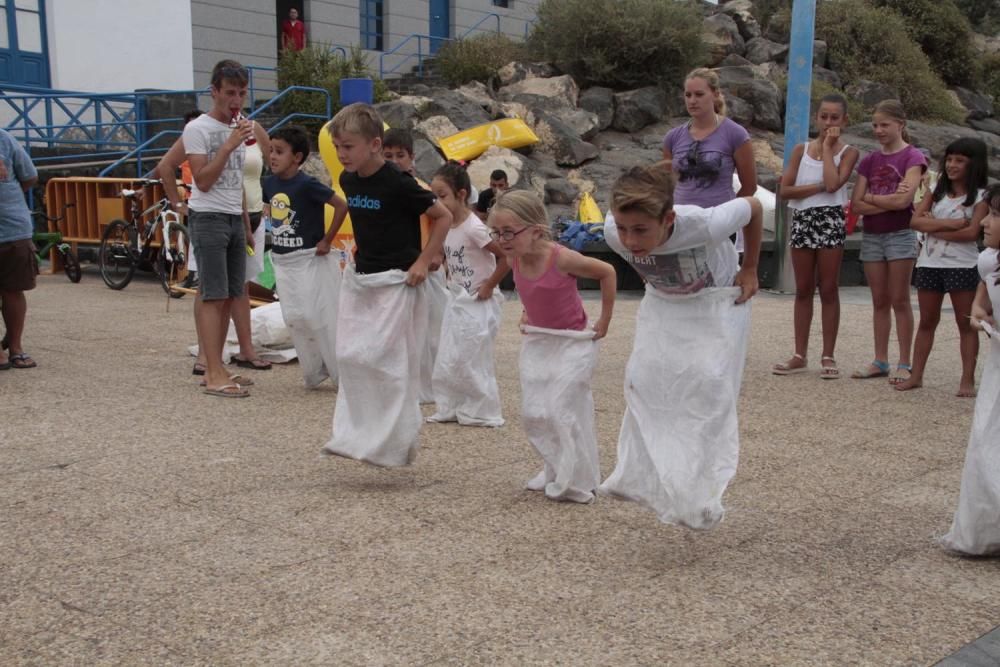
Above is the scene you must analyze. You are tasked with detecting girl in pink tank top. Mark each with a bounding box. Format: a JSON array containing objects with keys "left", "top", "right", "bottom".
[
  {"left": 488, "top": 190, "right": 617, "bottom": 504},
  {"left": 488, "top": 191, "right": 616, "bottom": 336}
]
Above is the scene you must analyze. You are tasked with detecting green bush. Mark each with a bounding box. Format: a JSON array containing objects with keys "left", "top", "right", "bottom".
[
  {"left": 815, "top": 0, "right": 963, "bottom": 123},
  {"left": 526, "top": 0, "right": 705, "bottom": 89},
  {"left": 276, "top": 45, "right": 390, "bottom": 133},
  {"left": 982, "top": 52, "right": 1000, "bottom": 109},
  {"left": 871, "top": 0, "right": 980, "bottom": 87},
  {"left": 434, "top": 33, "right": 527, "bottom": 86},
  {"left": 954, "top": 0, "right": 1000, "bottom": 32}
]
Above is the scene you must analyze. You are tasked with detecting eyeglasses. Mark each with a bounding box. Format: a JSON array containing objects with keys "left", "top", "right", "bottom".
[{"left": 489, "top": 227, "right": 530, "bottom": 242}]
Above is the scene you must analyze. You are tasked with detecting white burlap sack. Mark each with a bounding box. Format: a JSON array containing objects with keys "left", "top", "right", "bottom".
[
  {"left": 419, "top": 269, "right": 450, "bottom": 403},
  {"left": 272, "top": 249, "right": 341, "bottom": 388},
  {"left": 427, "top": 287, "right": 504, "bottom": 427},
  {"left": 323, "top": 267, "right": 428, "bottom": 467},
  {"left": 940, "top": 331, "right": 1000, "bottom": 555},
  {"left": 520, "top": 325, "right": 600, "bottom": 503},
  {"left": 599, "top": 286, "right": 750, "bottom": 529}
]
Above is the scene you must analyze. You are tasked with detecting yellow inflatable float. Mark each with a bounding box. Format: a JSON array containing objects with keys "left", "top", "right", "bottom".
[{"left": 438, "top": 118, "right": 539, "bottom": 162}]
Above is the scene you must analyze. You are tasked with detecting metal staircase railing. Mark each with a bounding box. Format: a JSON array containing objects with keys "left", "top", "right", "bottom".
[{"left": 379, "top": 12, "right": 507, "bottom": 79}]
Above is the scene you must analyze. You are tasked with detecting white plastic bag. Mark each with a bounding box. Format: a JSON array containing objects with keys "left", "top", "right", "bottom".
[
  {"left": 599, "top": 286, "right": 750, "bottom": 529},
  {"left": 323, "top": 266, "right": 428, "bottom": 467},
  {"left": 428, "top": 287, "right": 505, "bottom": 427},
  {"left": 520, "top": 324, "right": 600, "bottom": 503},
  {"left": 419, "top": 269, "right": 450, "bottom": 403},
  {"left": 272, "top": 249, "right": 341, "bottom": 388},
  {"left": 941, "top": 333, "right": 1000, "bottom": 555}
]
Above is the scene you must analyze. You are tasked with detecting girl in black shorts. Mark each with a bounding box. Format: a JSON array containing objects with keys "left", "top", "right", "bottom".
[{"left": 896, "top": 138, "right": 989, "bottom": 396}]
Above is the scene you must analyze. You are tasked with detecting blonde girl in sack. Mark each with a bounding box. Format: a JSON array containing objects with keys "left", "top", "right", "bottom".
[
  {"left": 488, "top": 190, "right": 616, "bottom": 504},
  {"left": 599, "top": 163, "right": 762, "bottom": 529},
  {"left": 773, "top": 94, "right": 860, "bottom": 379}
]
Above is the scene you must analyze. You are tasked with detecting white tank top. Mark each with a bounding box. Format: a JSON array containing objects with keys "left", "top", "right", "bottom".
[{"left": 788, "top": 143, "right": 850, "bottom": 210}]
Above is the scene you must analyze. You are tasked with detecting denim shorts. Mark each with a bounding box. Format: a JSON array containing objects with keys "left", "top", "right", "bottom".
[
  {"left": 189, "top": 211, "right": 246, "bottom": 300},
  {"left": 859, "top": 228, "right": 918, "bottom": 263}
]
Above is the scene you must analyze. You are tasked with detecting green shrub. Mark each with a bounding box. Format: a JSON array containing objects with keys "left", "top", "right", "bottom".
[
  {"left": 526, "top": 0, "right": 704, "bottom": 89},
  {"left": 871, "top": 0, "right": 980, "bottom": 87},
  {"left": 816, "top": 0, "right": 964, "bottom": 123},
  {"left": 954, "top": 0, "right": 1000, "bottom": 32},
  {"left": 434, "top": 33, "right": 526, "bottom": 86},
  {"left": 982, "top": 52, "right": 1000, "bottom": 109},
  {"left": 276, "top": 45, "right": 390, "bottom": 134}
]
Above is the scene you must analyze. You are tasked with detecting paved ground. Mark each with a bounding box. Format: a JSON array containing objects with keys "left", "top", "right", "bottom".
[{"left": 3, "top": 268, "right": 999, "bottom": 666}]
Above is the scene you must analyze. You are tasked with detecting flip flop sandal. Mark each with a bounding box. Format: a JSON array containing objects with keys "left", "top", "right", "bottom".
[
  {"left": 773, "top": 353, "right": 808, "bottom": 375},
  {"left": 9, "top": 353, "right": 37, "bottom": 369},
  {"left": 0, "top": 359, "right": 10, "bottom": 371},
  {"left": 820, "top": 356, "right": 840, "bottom": 380},
  {"left": 231, "top": 356, "right": 272, "bottom": 370},
  {"left": 851, "top": 360, "right": 890, "bottom": 379},
  {"left": 889, "top": 363, "right": 912, "bottom": 385},
  {"left": 192, "top": 363, "right": 207, "bottom": 376},
  {"left": 203, "top": 383, "right": 250, "bottom": 398},
  {"left": 199, "top": 374, "right": 254, "bottom": 387}
]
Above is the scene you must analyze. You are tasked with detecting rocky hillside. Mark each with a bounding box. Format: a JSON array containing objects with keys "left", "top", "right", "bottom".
[{"left": 303, "top": 0, "right": 1000, "bottom": 222}]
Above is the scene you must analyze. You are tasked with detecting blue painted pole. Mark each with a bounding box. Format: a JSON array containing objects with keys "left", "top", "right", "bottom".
[{"left": 775, "top": 0, "right": 817, "bottom": 292}]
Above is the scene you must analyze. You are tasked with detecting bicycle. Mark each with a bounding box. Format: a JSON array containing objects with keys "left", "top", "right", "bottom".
[
  {"left": 32, "top": 202, "right": 81, "bottom": 283},
  {"left": 98, "top": 179, "right": 192, "bottom": 297}
]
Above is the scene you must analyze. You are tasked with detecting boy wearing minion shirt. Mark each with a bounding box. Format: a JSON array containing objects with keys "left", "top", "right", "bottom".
[{"left": 263, "top": 125, "right": 347, "bottom": 255}]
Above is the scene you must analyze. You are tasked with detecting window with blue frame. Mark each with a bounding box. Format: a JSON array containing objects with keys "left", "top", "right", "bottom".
[
  {"left": 360, "top": 0, "right": 383, "bottom": 51},
  {"left": 0, "top": 0, "right": 50, "bottom": 87}
]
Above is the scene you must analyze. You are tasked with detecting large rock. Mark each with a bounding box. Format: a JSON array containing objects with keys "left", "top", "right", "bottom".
[
  {"left": 969, "top": 117, "right": 1000, "bottom": 135},
  {"left": 702, "top": 13, "right": 745, "bottom": 66},
  {"left": 579, "top": 87, "right": 615, "bottom": 131},
  {"left": 715, "top": 67, "right": 784, "bottom": 132},
  {"left": 413, "top": 135, "right": 445, "bottom": 182},
  {"left": 846, "top": 120, "right": 980, "bottom": 160},
  {"left": 719, "top": 53, "right": 754, "bottom": 67},
  {"left": 721, "top": 0, "right": 761, "bottom": 42},
  {"left": 457, "top": 81, "right": 495, "bottom": 108},
  {"left": 845, "top": 80, "right": 898, "bottom": 109},
  {"left": 549, "top": 107, "right": 601, "bottom": 141},
  {"left": 373, "top": 99, "right": 424, "bottom": 129},
  {"left": 952, "top": 87, "right": 994, "bottom": 120},
  {"left": 726, "top": 95, "right": 755, "bottom": 129},
  {"left": 418, "top": 89, "right": 492, "bottom": 130},
  {"left": 744, "top": 37, "right": 788, "bottom": 65},
  {"left": 533, "top": 110, "right": 600, "bottom": 167},
  {"left": 813, "top": 67, "right": 843, "bottom": 90},
  {"left": 496, "top": 61, "right": 560, "bottom": 87},
  {"left": 611, "top": 87, "right": 669, "bottom": 133},
  {"left": 544, "top": 177, "right": 580, "bottom": 205},
  {"left": 813, "top": 40, "right": 828, "bottom": 68},
  {"left": 301, "top": 153, "right": 332, "bottom": 187},
  {"left": 467, "top": 145, "right": 529, "bottom": 192},
  {"left": 499, "top": 74, "right": 579, "bottom": 109},
  {"left": 415, "top": 115, "right": 460, "bottom": 146},
  {"left": 498, "top": 101, "right": 535, "bottom": 125}
]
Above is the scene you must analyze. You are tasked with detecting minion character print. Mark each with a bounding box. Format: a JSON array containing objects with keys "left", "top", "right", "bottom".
[{"left": 269, "top": 192, "right": 304, "bottom": 249}]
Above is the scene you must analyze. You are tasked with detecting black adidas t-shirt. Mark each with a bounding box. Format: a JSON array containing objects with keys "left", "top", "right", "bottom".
[{"left": 340, "top": 162, "right": 436, "bottom": 274}]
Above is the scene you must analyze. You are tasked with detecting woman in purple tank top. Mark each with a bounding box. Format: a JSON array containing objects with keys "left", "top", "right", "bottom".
[
  {"left": 487, "top": 190, "right": 616, "bottom": 504},
  {"left": 662, "top": 69, "right": 757, "bottom": 215}
]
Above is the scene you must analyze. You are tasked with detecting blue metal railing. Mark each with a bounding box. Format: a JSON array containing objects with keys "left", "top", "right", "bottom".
[
  {"left": 247, "top": 65, "right": 278, "bottom": 111},
  {"left": 379, "top": 12, "right": 504, "bottom": 79},
  {"left": 94, "top": 85, "right": 332, "bottom": 177}
]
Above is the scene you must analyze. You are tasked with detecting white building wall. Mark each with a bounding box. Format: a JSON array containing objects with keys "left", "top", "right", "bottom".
[
  {"left": 47, "top": 0, "right": 194, "bottom": 92},
  {"left": 191, "top": 0, "right": 277, "bottom": 92}
]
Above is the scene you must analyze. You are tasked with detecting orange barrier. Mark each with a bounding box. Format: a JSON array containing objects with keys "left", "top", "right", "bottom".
[{"left": 41, "top": 177, "right": 174, "bottom": 272}]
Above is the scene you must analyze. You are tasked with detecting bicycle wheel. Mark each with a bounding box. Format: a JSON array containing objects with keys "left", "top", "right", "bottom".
[
  {"left": 60, "top": 247, "right": 82, "bottom": 283},
  {"left": 157, "top": 221, "right": 191, "bottom": 298},
  {"left": 99, "top": 220, "right": 136, "bottom": 290}
]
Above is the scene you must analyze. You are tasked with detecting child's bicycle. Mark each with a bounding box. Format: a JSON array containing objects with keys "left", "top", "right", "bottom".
[
  {"left": 98, "top": 178, "right": 192, "bottom": 296},
  {"left": 32, "top": 202, "right": 81, "bottom": 283}
]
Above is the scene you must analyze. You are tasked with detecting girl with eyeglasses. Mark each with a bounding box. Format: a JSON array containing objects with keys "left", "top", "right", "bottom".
[
  {"left": 662, "top": 68, "right": 758, "bottom": 252},
  {"left": 488, "top": 190, "right": 616, "bottom": 504},
  {"left": 425, "top": 161, "right": 509, "bottom": 427}
]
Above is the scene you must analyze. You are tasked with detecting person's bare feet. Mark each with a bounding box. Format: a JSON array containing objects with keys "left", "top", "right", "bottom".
[{"left": 956, "top": 382, "right": 977, "bottom": 398}]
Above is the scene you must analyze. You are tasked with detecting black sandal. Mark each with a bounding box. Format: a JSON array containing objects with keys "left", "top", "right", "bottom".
[{"left": 231, "top": 355, "right": 272, "bottom": 370}]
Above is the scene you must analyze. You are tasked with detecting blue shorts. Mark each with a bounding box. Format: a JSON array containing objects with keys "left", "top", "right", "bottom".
[
  {"left": 189, "top": 211, "right": 246, "bottom": 300},
  {"left": 860, "top": 229, "right": 917, "bottom": 263}
]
